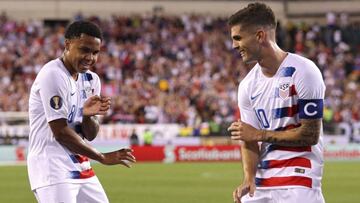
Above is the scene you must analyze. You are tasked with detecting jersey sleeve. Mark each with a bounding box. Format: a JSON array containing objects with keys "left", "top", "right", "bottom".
[
  {"left": 38, "top": 68, "right": 69, "bottom": 122},
  {"left": 238, "top": 80, "right": 261, "bottom": 129},
  {"left": 294, "top": 61, "right": 326, "bottom": 119},
  {"left": 92, "top": 73, "right": 101, "bottom": 96}
]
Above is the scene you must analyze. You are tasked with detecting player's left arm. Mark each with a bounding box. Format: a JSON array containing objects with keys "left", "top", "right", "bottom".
[
  {"left": 259, "top": 118, "right": 321, "bottom": 146},
  {"left": 81, "top": 73, "right": 110, "bottom": 141},
  {"left": 231, "top": 118, "right": 321, "bottom": 147},
  {"left": 81, "top": 95, "right": 111, "bottom": 141},
  {"left": 82, "top": 115, "right": 99, "bottom": 141}
]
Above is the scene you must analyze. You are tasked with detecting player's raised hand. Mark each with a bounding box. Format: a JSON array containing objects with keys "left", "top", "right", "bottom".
[
  {"left": 228, "top": 121, "right": 262, "bottom": 142},
  {"left": 100, "top": 148, "right": 136, "bottom": 167},
  {"left": 233, "top": 178, "right": 256, "bottom": 203},
  {"left": 83, "top": 95, "right": 111, "bottom": 116}
]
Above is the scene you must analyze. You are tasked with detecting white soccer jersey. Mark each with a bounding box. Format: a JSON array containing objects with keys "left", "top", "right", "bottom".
[
  {"left": 27, "top": 58, "right": 101, "bottom": 190},
  {"left": 238, "top": 53, "right": 325, "bottom": 190}
]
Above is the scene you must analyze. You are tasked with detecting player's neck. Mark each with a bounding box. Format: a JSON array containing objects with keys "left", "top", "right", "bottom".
[
  {"left": 60, "top": 56, "right": 79, "bottom": 80},
  {"left": 258, "top": 47, "right": 287, "bottom": 77}
]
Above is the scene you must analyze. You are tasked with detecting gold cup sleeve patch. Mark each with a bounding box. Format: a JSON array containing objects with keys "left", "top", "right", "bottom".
[{"left": 50, "top": 96, "right": 63, "bottom": 110}]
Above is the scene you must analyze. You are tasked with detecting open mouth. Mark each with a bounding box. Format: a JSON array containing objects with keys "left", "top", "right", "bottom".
[
  {"left": 239, "top": 50, "right": 246, "bottom": 57},
  {"left": 80, "top": 61, "right": 92, "bottom": 69}
]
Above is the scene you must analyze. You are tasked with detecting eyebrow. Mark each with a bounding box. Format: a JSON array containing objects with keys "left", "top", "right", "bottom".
[{"left": 79, "top": 46, "right": 100, "bottom": 53}]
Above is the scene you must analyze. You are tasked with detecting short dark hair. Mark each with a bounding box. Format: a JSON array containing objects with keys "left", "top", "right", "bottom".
[
  {"left": 228, "top": 3, "right": 276, "bottom": 29},
  {"left": 64, "top": 21, "right": 103, "bottom": 40}
]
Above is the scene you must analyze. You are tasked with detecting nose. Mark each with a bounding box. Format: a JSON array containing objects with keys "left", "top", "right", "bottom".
[
  {"left": 85, "top": 53, "right": 96, "bottom": 61},
  {"left": 232, "top": 41, "right": 240, "bottom": 50}
]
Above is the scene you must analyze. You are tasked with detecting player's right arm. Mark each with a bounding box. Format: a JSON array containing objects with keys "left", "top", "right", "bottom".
[
  {"left": 228, "top": 120, "right": 259, "bottom": 203},
  {"left": 49, "top": 119, "right": 135, "bottom": 166},
  {"left": 229, "top": 80, "right": 260, "bottom": 203},
  {"left": 234, "top": 140, "right": 259, "bottom": 203},
  {"left": 239, "top": 141, "right": 259, "bottom": 199}
]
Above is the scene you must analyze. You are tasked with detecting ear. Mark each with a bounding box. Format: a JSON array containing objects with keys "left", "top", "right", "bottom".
[
  {"left": 256, "top": 30, "right": 265, "bottom": 43},
  {"left": 64, "top": 39, "right": 71, "bottom": 51}
]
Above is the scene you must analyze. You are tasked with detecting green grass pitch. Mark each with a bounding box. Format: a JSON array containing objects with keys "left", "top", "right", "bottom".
[{"left": 0, "top": 161, "right": 359, "bottom": 203}]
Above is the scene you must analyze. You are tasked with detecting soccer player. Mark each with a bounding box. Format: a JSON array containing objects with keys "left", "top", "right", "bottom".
[
  {"left": 27, "top": 21, "right": 136, "bottom": 203},
  {"left": 227, "top": 3, "right": 325, "bottom": 203}
]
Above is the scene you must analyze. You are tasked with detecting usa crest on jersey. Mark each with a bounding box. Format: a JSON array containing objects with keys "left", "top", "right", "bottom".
[{"left": 278, "top": 82, "right": 290, "bottom": 100}]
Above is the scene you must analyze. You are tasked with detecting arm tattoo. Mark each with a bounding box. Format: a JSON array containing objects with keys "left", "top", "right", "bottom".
[{"left": 263, "top": 119, "right": 321, "bottom": 147}]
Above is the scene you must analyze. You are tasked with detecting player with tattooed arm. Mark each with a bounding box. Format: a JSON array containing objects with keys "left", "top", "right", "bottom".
[{"left": 227, "top": 3, "right": 325, "bottom": 203}]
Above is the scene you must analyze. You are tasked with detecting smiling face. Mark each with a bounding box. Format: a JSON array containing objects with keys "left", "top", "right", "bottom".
[
  {"left": 64, "top": 33, "right": 101, "bottom": 75},
  {"left": 230, "top": 24, "right": 262, "bottom": 64}
]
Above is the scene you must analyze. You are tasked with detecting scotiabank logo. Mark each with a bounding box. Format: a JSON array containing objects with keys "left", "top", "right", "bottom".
[
  {"left": 175, "top": 146, "right": 241, "bottom": 162},
  {"left": 132, "top": 145, "right": 242, "bottom": 162}
]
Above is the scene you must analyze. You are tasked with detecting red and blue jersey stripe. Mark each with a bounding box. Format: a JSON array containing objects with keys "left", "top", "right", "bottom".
[
  {"left": 69, "top": 169, "right": 95, "bottom": 179},
  {"left": 68, "top": 154, "right": 94, "bottom": 179},
  {"left": 69, "top": 154, "right": 89, "bottom": 164},
  {"left": 258, "top": 157, "right": 311, "bottom": 169},
  {"left": 255, "top": 176, "right": 312, "bottom": 188},
  {"left": 272, "top": 105, "right": 298, "bottom": 119},
  {"left": 265, "top": 144, "right": 312, "bottom": 154}
]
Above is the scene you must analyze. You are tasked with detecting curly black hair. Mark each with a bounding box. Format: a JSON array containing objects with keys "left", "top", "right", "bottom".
[
  {"left": 228, "top": 2, "right": 276, "bottom": 29},
  {"left": 64, "top": 21, "right": 103, "bottom": 40}
]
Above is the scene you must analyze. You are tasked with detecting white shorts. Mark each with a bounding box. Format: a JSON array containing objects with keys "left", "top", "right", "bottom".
[
  {"left": 241, "top": 188, "right": 325, "bottom": 203},
  {"left": 33, "top": 177, "right": 109, "bottom": 203}
]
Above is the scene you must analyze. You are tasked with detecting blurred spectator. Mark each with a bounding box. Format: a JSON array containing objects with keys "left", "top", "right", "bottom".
[
  {"left": 129, "top": 129, "right": 139, "bottom": 146},
  {"left": 143, "top": 128, "right": 153, "bottom": 146}
]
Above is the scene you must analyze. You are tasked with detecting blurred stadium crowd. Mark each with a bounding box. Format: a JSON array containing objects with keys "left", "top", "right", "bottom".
[{"left": 0, "top": 12, "right": 359, "bottom": 136}]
